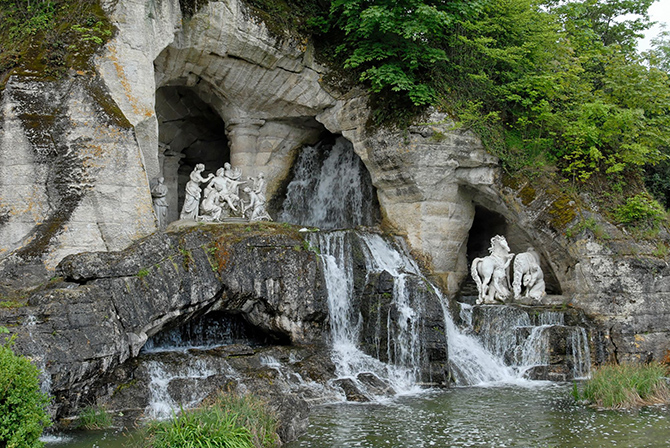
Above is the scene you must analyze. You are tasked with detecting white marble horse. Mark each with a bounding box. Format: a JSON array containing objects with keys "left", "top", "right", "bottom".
[{"left": 471, "top": 235, "right": 514, "bottom": 304}]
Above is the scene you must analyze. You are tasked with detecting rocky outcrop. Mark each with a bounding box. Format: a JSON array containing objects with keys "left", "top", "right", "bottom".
[
  {"left": 1, "top": 222, "right": 328, "bottom": 419},
  {"left": 91, "top": 344, "right": 333, "bottom": 443}
]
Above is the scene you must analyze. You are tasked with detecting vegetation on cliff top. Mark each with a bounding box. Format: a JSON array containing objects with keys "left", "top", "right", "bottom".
[
  {"left": 273, "top": 0, "right": 670, "bottom": 230},
  {"left": 0, "top": 0, "right": 113, "bottom": 86}
]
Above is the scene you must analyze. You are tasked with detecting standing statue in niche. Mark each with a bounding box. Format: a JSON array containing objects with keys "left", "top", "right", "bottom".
[
  {"left": 513, "top": 247, "right": 546, "bottom": 301},
  {"left": 249, "top": 172, "right": 267, "bottom": 202},
  {"left": 180, "top": 164, "right": 214, "bottom": 220},
  {"left": 151, "top": 177, "right": 169, "bottom": 229},
  {"left": 471, "top": 235, "right": 514, "bottom": 304},
  {"left": 222, "top": 164, "right": 246, "bottom": 215}
]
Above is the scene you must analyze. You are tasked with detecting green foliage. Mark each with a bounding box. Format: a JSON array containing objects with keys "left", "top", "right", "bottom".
[
  {"left": 77, "top": 406, "right": 112, "bottom": 430},
  {"left": 142, "top": 393, "right": 279, "bottom": 448},
  {"left": 566, "top": 217, "right": 608, "bottom": 239},
  {"left": 576, "top": 363, "right": 670, "bottom": 409},
  {"left": 329, "top": 0, "right": 485, "bottom": 108},
  {"left": 71, "top": 19, "right": 111, "bottom": 45},
  {"left": 0, "top": 337, "right": 51, "bottom": 448},
  {"left": 137, "top": 268, "right": 150, "bottom": 278},
  {"left": 0, "top": 0, "right": 114, "bottom": 82},
  {"left": 301, "top": 0, "right": 670, "bottom": 206},
  {"left": 614, "top": 193, "right": 666, "bottom": 228}
]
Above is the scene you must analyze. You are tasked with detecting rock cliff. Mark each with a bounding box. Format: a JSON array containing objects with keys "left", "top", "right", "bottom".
[{"left": 1, "top": 0, "right": 670, "bottom": 426}]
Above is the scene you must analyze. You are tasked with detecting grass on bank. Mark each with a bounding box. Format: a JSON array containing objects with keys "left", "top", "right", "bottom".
[
  {"left": 139, "top": 393, "right": 280, "bottom": 448},
  {"left": 77, "top": 406, "right": 112, "bottom": 430},
  {"left": 574, "top": 363, "right": 670, "bottom": 409}
]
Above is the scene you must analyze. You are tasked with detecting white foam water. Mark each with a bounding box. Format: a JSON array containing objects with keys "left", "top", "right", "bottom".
[{"left": 280, "top": 137, "right": 377, "bottom": 229}]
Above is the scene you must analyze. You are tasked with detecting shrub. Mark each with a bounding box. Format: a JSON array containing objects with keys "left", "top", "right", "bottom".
[
  {"left": 142, "top": 393, "right": 279, "bottom": 448},
  {"left": 614, "top": 193, "right": 666, "bottom": 228},
  {"left": 0, "top": 335, "right": 51, "bottom": 448},
  {"left": 576, "top": 362, "right": 670, "bottom": 409}
]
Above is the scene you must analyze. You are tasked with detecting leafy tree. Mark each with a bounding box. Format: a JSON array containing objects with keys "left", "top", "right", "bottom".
[
  {"left": 0, "top": 333, "right": 51, "bottom": 448},
  {"left": 329, "top": 0, "right": 485, "bottom": 106}
]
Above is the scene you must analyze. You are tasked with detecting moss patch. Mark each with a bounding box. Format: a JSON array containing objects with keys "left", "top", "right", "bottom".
[
  {"left": 0, "top": 0, "right": 115, "bottom": 88},
  {"left": 548, "top": 195, "right": 577, "bottom": 230}
]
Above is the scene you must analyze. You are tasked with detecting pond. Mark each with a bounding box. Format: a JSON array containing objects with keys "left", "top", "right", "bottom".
[
  {"left": 285, "top": 383, "right": 670, "bottom": 448},
  {"left": 46, "top": 383, "right": 670, "bottom": 448}
]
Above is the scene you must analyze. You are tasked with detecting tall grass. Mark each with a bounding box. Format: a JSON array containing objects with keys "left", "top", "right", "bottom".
[
  {"left": 77, "top": 406, "right": 112, "bottom": 430},
  {"left": 577, "top": 363, "right": 670, "bottom": 409},
  {"left": 142, "top": 393, "right": 280, "bottom": 448}
]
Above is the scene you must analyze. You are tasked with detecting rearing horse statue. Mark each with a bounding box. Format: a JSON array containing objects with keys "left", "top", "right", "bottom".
[{"left": 471, "top": 235, "right": 514, "bottom": 304}]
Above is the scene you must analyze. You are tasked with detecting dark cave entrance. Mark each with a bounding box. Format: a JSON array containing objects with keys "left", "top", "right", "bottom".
[
  {"left": 462, "top": 205, "right": 562, "bottom": 299},
  {"left": 155, "top": 86, "right": 230, "bottom": 223}
]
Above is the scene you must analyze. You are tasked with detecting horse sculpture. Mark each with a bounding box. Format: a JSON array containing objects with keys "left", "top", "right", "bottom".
[
  {"left": 471, "top": 235, "right": 514, "bottom": 304},
  {"left": 512, "top": 247, "right": 546, "bottom": 301}
]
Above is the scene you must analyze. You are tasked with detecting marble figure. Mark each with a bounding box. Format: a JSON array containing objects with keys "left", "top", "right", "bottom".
[{"left": 471, "top": 235, "right": 514, "bottom": 304}]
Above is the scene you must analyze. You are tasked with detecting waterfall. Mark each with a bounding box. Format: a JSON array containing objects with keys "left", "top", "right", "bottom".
[
  {"left": 142, "top": 312, "right": 254, "bottom": 353},
  {"left": 461, "top": 305, "right": 591, "bottom": 380},
  {"left": 312, "top": 230, "right": 520, "bottom": 392},
  {"left": 278, "top": 134, "right": 590, "bottom": 388},
  {"left": 312, "top": 231, "right": 421, "bottom": 395},
  {"left": 570, "top": 327, "right": 591, "bottom": 379},
  {"left": 280, "top": 137, "right": 378, "bottom": 229},
  {"left": 145, "top": 359, "right": 220, "bottom": 419}
]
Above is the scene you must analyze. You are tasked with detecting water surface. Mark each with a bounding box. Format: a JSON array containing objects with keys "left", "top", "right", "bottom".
[{"left": 285, "top": 384, "right": 670, "bottom": 448}]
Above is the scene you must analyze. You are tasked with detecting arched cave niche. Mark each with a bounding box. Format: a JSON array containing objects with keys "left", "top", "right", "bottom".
[
  {"left": 275, "top": 133, "right": 381, "bottom": 230},
  {"left": 155, "top": 86, "right": 230, "bottom": 224},
  {"left": 142, "top": 310, "right": 291, "bottom": 353},
  {"left": 462, "top": 205, "right": 562, "bottom": 299}
]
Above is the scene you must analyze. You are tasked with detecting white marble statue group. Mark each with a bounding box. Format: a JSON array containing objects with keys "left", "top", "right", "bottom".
[
  {"left": 471, "top": 235, "right": 546, "bottom": 304},
  {"left": 179, "top": 162, "right": 272, "bottom": 224}
]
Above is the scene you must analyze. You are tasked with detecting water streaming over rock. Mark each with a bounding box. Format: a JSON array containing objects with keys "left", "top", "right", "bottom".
[
  {"left": 280, "top": 137, "right": 379, "bottom": 229},
  {"left": 462, "top": 305, "right": 591, "bottom": 380},
  {"left": 312, "top": 231, "right": 423, "bottom": 396},
  {"left": 310, "top": 230, "right": 526, "bottom": 392}
]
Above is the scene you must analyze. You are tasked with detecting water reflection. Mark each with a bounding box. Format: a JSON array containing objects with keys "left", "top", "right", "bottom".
[{"left": 286, "top": 384, "right": 670, "bottom": 448}]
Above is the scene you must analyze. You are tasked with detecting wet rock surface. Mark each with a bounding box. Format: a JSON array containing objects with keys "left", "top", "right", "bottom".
[{"left": 0, "top": 223, "right": 328, "bottom": 424}]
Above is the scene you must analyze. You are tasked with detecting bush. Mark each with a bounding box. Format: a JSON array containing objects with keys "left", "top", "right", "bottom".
[
  {"left": 142, "top": 393, "right": 279, "bottom": 448},
  {"left": 614, "top": 193, "right": 666, "bottom": 229},
  {"left": 576, "top": 363, "right": 670, "bottom": 409},
  {"left": 0, "top": 333, "right": 51, "bottom": 448}
]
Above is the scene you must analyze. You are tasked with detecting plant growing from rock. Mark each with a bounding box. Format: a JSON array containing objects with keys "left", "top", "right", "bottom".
[
  {"left": 141, "top": 392, "right": 279, "bottom": 448},
  {"left": 77, "top": 405, "right": 112, "bottom": 430},
  {"left": 0, "top": 332, "right": 51, "bottom": 448}
]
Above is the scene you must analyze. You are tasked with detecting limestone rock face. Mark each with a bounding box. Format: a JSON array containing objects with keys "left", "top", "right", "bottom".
[
  {"left": 0, "top": 75, "right": 155, "bottom": 286},
  {"left": 1, "top": 223, "right": 328, "bottom": 418}
]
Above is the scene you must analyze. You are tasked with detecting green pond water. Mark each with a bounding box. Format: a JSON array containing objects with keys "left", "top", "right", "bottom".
[{"left": 46, "top": 384, "right": 670, "bottom": 448}]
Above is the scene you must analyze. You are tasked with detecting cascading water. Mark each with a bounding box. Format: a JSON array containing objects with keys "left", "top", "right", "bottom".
[
  {"left": 281, "top": 135, "right": 529, "bottom": 390},
  {"left": 312, "top": 231, "right": 423, "bottom": 395},
  {"left": 280, "top": 137, "right": 379, "bottom": 229},
  {"left": 460, "top": 305, "right": 591, "bottom": 380}
]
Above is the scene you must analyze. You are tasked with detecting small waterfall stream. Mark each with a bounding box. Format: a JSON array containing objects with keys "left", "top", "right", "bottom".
[{"left": 280, "top": 137, "right": 379, "bottom": 229}]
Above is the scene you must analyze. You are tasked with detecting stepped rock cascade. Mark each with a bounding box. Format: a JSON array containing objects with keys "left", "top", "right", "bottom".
[
  {"left": 280, "top": 137, "right": 380, "bottom": 229},
  {"left": 312, "top": 231, "right": 447, "bottom": 395},
  {"left": 463, "top": 305, "right": 592, "bottom": 381}
]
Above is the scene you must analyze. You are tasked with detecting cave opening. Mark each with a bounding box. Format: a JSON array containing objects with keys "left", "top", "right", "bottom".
[
  {"left": 143, "top": 310, "right": 291, "bottom": 353},
  {"left": 462, "top": 205, "right": 562, "bottom": 299},
  {"left": 155, "top": 85, "right": 230, "bottom": 224}
]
